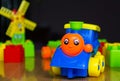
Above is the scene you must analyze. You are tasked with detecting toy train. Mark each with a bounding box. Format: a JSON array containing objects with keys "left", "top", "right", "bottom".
[{"left": 50, "top": 21, "right": 105, "bottom": 78}]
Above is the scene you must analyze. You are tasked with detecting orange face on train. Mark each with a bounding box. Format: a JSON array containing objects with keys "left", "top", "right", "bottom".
[{"left": 61, "top": 33, "right": 93, "bottom": 57}]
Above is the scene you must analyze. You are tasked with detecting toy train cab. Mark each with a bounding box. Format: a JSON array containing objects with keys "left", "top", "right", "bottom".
[{"left": 50, "top": 21, "right": 105, "bottom": 78}]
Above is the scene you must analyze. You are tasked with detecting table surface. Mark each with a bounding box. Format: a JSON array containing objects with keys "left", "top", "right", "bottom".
[{"left": 0, "top": 50, "right": 120, "bottom": 81}]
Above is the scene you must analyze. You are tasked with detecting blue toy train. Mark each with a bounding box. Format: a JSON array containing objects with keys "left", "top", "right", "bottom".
[{"left": 50, "top": 21, "right": 105, "bottom": 78}]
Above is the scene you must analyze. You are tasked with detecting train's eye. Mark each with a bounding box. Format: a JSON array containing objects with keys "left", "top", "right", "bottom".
[
  {"left": 74, "top": 39, "right": 79, "bottom": 45},
  {"left": 64, "top": 38, "right": 69, "bottom": 45}
]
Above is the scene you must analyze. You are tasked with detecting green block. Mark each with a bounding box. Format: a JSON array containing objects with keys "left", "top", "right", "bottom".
[
  {"left": 23, "top": 40, "right": 35, "bottom": 57},
  {"left": 47, "top": 40, "right": 61, "bottom": 48},
  {"left": 70, "top": 21, "right": 84, "bottom": 30},
  {"left": 98, "top": 39, "right": 107, "bottom": 43},
  {"left": 25, "top": 57, "right": 35, "bottom": 72},
  {"left": 0, "top": 42, "right": 2, "bottom": 45},
  {"left": 106, "top": 45, "right": 120, "bottom": 67},
  {"left": 12, "top": 33, "right": 25, "bottom": 45},
  {"left": 5, "top": 40, "right": 12, "bottom": 45}
]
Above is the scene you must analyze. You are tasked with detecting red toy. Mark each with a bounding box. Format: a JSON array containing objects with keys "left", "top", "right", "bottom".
[
  {"left": 98, "top": 42, "right": 105, "bottom": 54},
  {"left": 4, "top": 45, "right": 24, "bottom": 63}
]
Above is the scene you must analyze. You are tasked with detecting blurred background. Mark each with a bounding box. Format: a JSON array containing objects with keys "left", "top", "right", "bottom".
[{"left": 0, "top": 0, "right": 120, "bottom": 47}]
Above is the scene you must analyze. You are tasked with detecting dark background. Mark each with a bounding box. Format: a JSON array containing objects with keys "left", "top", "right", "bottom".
[{"left": 0, "top": 0, "right": 120, "bottom": 46}]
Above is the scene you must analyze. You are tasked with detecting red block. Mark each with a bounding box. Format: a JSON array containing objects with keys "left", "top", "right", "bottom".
[
  {"left": 4, "top": 45, "right": 24, "bottom": 63},
  {"left": 98, "top": 42, "right": 105, "bottom": 54}
]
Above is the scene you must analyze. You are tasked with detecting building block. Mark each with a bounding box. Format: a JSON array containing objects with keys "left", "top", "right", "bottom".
[
  {"left": 23, "top": 40, "right": 35, "bottom": 57},
  {"left": 5, "top": 40, "right": 12, "bottom": 45},
  {"left": 41, "top": 40, "right": 61, "bottom": 59},
  {"left": 98, "top": 39, "right": 107, "bottom": 55},
  {"left": 0, "top": 43, "right": 6, "bottom": 61},
  {"left": 4, "top": 45, "right": 24, "bottom": 63},
  {"left": 47, "top": 40, "right": 61, "bottom": 48},
  {"left": 41, "top": 46, "right": 52, "bottom": 59},
  {"left": 99, "top": 42, "right": 105, "bottom": 54},
  {"left": 106, "top": 43, "right": 120, "bottom": 67}
]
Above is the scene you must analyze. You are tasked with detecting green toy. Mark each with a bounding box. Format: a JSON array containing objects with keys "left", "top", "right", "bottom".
[
  {"left": 23, "top": 40, "right": 35, "bottom": 57},
  {"left": 70, "top": 21, "right": 84, "bottom": 30},
  {"left": 106, "top": 43, "right": 120, "bottom": 67},
  {"left": 12, "top": 33, "right": 25, "bottom": 45}
]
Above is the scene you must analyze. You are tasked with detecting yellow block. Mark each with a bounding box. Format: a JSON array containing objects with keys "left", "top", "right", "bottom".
[
  {"left": 0, "top": 44, "right": 6, "bottom": 61},
  {"left": 64, "top": 23, "right": 70, "bottom": 29}
]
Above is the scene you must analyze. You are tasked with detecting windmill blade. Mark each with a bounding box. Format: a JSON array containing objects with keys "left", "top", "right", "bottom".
[
  {"left": 24, "top": 18, "right": 37, "bottom": 31},
  {"left": 0, "top": 7, "right": 13, "bottom": 19},
  {"left": 18, "top": 0, "right": 30, "bottom": 16},
  {"left": 6, "top": 22, "right": 16, "bottom": 38}
]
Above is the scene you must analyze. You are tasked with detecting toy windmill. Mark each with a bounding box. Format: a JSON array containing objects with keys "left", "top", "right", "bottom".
[{"left": 0, "top": 0, "right": 37, "bottom": 39}]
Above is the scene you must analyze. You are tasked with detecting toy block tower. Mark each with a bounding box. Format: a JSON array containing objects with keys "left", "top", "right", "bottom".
[{"left": 0, "top": 0, "right": 37, "bottom": 57}]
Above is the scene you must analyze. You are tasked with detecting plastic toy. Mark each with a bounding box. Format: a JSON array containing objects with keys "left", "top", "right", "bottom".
[
  {"left": 4, "top": 45, "right": 24, "bottom": 63},
  {"left": 64, "top": 22, "right": 100, "bottom": 55},
  {"left": 0, "top": 0, "right": 37, "bottom": 57},
  {"left": 12, "top": 33, "right": 25, "bottom": 45},
  {"left": 41, "top": 40, "right": 61, "bottom": 59},
  {"left": 41, "top": 46, "right": 52, "bottom": 59},
  {"left": 23, "top": 40, "right": 35, "bottom": 57},
  {"left": 0, "top": 43, "right": 6, "bottom": 61},
  {"left": 51, "top": 21, "right": 105, "bottom": 78},
  {"left": 106, "top": 43, "right": 120, "bottom": 67},
  {"left": 61, "top": 33, "right": 93, "bottom": 56},
  {"left": 98, "top": 39, "right": 107, "bottom": 55},
  {"left": 0, "top": 0, "right": 36, "bottom": 38}
]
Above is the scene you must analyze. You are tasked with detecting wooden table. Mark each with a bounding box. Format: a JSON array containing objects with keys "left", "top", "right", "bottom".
[{"left": 0, "top": 50, "right": 120, "bottom": 81}]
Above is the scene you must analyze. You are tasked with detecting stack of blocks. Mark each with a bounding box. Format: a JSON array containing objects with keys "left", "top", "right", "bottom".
[
  {"left": 12, "top": 33, "right": 35, "bottom": 57},
  {"left": 0, "top": 0, "right": 36, "bottom": 63},
  {"left": 3, "top": 33, "right": 35, "bottom": 63},
  {"left": 106, "top": 43, "right": 120, "bottom": 67}
]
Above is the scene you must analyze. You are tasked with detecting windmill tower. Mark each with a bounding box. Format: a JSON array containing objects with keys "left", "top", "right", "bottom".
[
  {"left": 0, "top": 0, "right": 37, "bottom": 44},
  {"left": 0, "top": 0, "right": 37, "bottom": 57}
]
